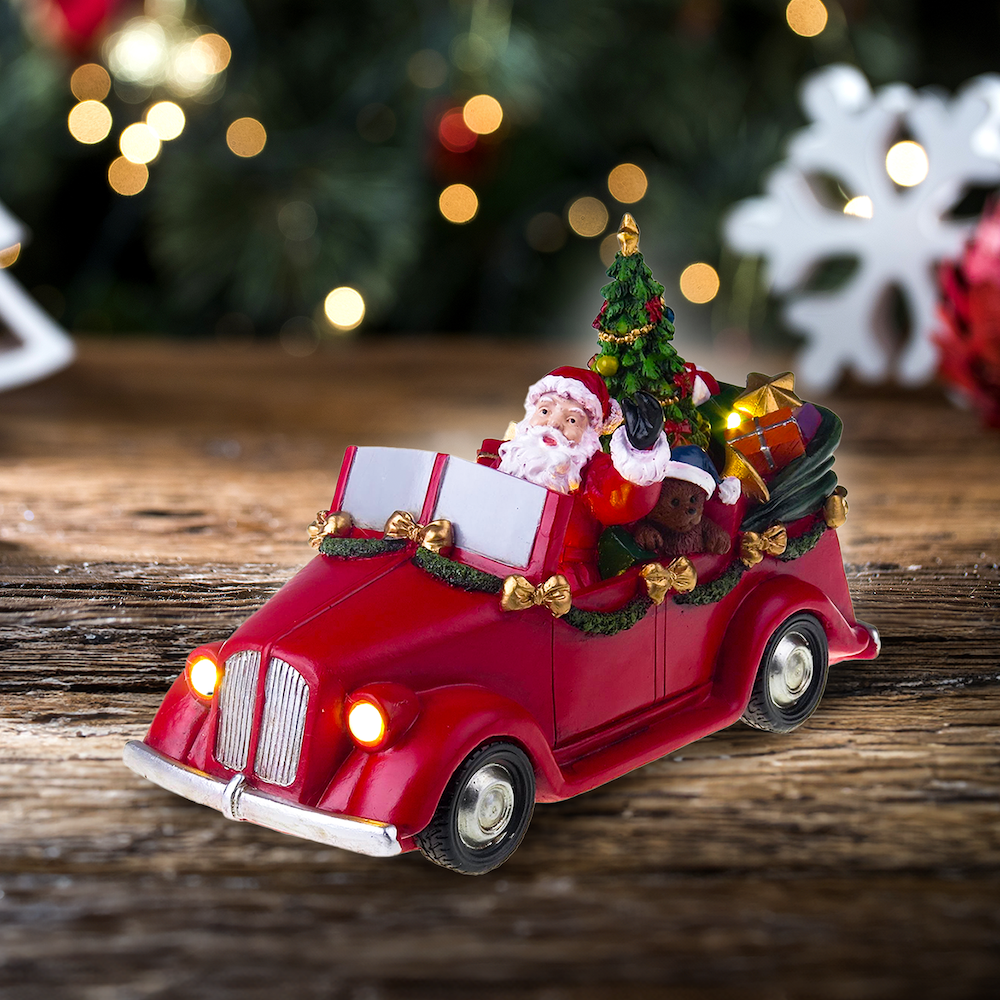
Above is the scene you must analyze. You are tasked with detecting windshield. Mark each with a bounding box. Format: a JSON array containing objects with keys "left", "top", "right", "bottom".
[
  {"left": 431, "top": 455, "right": 546, "bottom": 569},
  {"left": 340, "top": 448, "right": 436, "bottom": 531}
]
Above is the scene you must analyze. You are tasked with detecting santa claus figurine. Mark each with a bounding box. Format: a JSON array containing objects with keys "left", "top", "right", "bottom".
[{"left": 477, "top": 366, "right": 677, "bottom": 590}]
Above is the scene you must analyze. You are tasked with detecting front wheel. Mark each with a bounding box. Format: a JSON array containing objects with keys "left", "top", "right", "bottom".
[
  {"left": 416, "top": 742, "right": 535, "bottom": 875},
  {"left": 741, "top": 613, "right": 829, "bottom": 733}
]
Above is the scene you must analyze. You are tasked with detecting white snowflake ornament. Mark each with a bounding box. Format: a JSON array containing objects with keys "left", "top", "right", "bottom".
[
  {"left": 0, "top": 199, "right": 75, "bottom": 393},
  {"left": 725, "top": 64, "right": 1000, "bottom": 390}
]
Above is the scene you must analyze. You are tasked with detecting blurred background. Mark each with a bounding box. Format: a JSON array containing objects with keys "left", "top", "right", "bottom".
[{"left": 2, "top": 0, "right": 997, "bottom": 361}]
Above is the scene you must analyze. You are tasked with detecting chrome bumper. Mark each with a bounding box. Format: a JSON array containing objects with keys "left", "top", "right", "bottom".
[{"left": 123, "top": 740, "right": 401, "bottom": 858}]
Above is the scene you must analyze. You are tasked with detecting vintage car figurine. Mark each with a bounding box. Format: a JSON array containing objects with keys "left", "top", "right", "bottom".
[{"left": 124, "top": 217, "right": 878, "bottom": 874}]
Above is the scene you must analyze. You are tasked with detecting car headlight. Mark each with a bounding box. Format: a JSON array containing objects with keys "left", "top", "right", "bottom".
[
  {"left": 345, "top": 682, "right": 419, "bottom": 751},
  {"left": 187, "top": 656, "right": 220, "bottom": 699}
]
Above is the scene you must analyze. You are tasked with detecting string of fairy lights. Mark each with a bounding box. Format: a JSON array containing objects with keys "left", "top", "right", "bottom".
[{"left": 50, "top": 0, "right": 934, "bottom": 334}]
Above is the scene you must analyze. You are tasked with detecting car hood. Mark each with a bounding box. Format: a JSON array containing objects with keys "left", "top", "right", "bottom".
[{"left": 221, "top": 550, "right": 505, "bottom": 688}]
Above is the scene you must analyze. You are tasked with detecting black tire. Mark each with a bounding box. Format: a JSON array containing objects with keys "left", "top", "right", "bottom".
[
  {"left": 415, "top": 742, "right": 535, "bottom": 875},
  {"left": 741, "top": 613, "right": 829, "bottom": 733}
]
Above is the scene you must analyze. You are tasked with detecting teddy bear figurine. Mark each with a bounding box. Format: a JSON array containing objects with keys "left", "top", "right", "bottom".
[{"left": 632, "top": 445, "right": 741, "bottom": 558}]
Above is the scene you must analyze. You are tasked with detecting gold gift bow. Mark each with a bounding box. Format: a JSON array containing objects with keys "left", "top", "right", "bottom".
[
  {"left": 639, "top": 557, "right": 698, "bottom": 605},
  {"left": 500, "top": 574, "right": 572, "bottom": 618},
  {"left": 308, "top": 510, "right": 354, "bottom": 548},
  {"left": 383, "top": 510, "right": 454, "bottom": 554},
  {"left": 740, "top": 524, "right": 788, "bottom": 567}
]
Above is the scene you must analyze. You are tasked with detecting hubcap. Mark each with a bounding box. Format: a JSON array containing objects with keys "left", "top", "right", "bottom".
[
  {"left": 457, "top": 762, "right": 515, "bottom": 849},
  {"left": 767, "top": 631, "right": 814, "bottom": 708}
]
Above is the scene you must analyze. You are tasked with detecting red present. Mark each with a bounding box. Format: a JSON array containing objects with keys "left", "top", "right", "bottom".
[{"left": 724, "top": 406, "right": 806, "bottom": 477}]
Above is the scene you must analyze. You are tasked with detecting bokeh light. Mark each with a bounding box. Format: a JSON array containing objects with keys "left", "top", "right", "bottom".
[
  {"left": 120, "top": 122, "right": 161, "bottom": 163},
  {"left": 607, "top": 163, "right": 648, "bottom": 204},
  {"left": 599, "top": 233, "right": 619, "bottom": 267},
  {"left": 785, "top": 0, "right": 828, "bottom": 37},
  {"left": 70, "top": 63, "right": 111, "bottom": 101},
  {"left": 407, "top": 49, "right": 448, "bottom": 89},
  {"left": 463, "top": 95, "right": 503, "bottom": 135},
  {"left": 146, "top": 101, "right": 185, "bottom": 140},
  {"left": 194, "top": 34, "right": 231, "bottom": 73},
  {"left": 0, "top": 243, "right": 21, "bottom": 268},
  {"left": 107, "top": 156, "right": 149, "bottom": 196},
  {"left": 567, "top": 197, "right": 609, "bottom": 238},
  {"left": 227, "top": 118, "right": 267, "bottom": 157},
  {"left": 438, "top": 109, "right": 477, "bottom": 152},
  {"left": 525, "top": 213, "right": 566, "bottom": 252},
  {"left": 679, "top": 263, "right": 720, "bottom": 304},
  {"left": 107, "top": 18, "right": 169, "bottom": 86},
  {"left": 886, "top": 141, "right": 929, "bottom": 186},
  {"left": 439, "top": 184, "right": 479, "bottom": 224},
  {"left": 169, "top": 33, "right": 228, "bottom": 97},
  {"left": 68, "top": 100, "right": 113, "bottom": 144},
  {"left": 323, "top": 287, "right": 366, "bottom": 331},
  {"left": 277, "top": 201, "right": 318, "bottom": 242},
  {"left": 843, "top": 195, "right": 874, "bottom": 219}
]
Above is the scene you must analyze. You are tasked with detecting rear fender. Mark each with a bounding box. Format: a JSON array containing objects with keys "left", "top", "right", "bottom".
[
  {"left": 316, "top": 684, "right": 560, "bottom": 840},
  {"left": 714, "top": 577, "right": 868, "bottom": 716}
]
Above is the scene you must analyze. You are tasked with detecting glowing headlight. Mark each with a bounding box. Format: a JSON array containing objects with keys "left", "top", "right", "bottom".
[
  {"left": 188, "top": 657, "right": 219, "bottom": 698},
  {"left": 347, "top": 700, "right": 387, "bottom": 746}
]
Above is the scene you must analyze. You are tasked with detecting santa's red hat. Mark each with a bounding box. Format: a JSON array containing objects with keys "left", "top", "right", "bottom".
[{"left": 524, "top": 366, "right": 624, "bottom": 435}]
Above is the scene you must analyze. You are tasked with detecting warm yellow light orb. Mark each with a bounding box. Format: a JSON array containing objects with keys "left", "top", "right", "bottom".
[
  {"left": 463, "top": 94, "right": 503, "bottom": 135},
  {"left": 0, "top": 243, "right": 21, "bottom": 268},
  {"left": 348, "top": 701, "right": 386, "bottom": 745},
  {"left": 323, "top": 287, "right": 366, "bottom": 331},
  {"left": 439, "top": 183, "right": 479, "bottom": 224},
  {"left": 70, "top": 63, "right": 111, "bottom": 101},
  {"left": 607, "top": 163, "right": 648, "bottom": 204},
  {"left": 843, "top": 195, "right": 873, "bottom": 219},
  {"left": 727, "top": 411, "right": 743, "bottom": 430},
  {"left": 227, "top": 117, "right": 267, "bottom": 157},
  {"left": 107, "top": 156, "right": 149, "bottom": 196},
  {"left": 146, "top": 101, "right": 186, "bottom": 141},
  {"left": 188, "top": 658, "right": 218, "bottom": 698},
  {"left": 679, "top": 262, "right": 720, "bottom": 304},
  {"left": 599, "top": 233, "right": 619, "bottom": 267},
  {"left": 786, "top": 0, "right": 828, "bottom": 37},
  {"left": 567, "top": 196, "right": 609, "bottom": 237},
  {"left": 120, "top": 122, "right": 161, "bottom": 163},
  {"left": 886, "top": 141, "right": 929, "bottom": 187},
  {"left": 68, "top": 100, "right": 112, "bottom": 144},
  {"left": 195, "top": 33, "right": 232, "bottom": 74}
]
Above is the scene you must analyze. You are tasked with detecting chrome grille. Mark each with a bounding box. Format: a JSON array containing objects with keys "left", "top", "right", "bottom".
[
  {"left": 215, "top": 650, "right": 261, "bottom": 771},
  {"left": 253, "top": 658, "right": 309, "bottom": 786}
]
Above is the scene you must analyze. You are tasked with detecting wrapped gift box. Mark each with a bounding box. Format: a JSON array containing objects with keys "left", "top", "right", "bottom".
[{"left": 724, "top": 406, "right": 808, "bottom": 478}]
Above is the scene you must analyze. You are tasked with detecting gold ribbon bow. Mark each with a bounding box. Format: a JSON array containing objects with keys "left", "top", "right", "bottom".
[
  {"left": 500, "top": 574, "right": 572, "bottom": 618},
  {"left": 383, "top": 510, "right": 454, "bottom": 554},
  {"left": 308, "top": 510, "right": 353, "bottom": 548},
  {"left": 824, "top": 486, "right": 849, "bottom": 528},
  {"left": 740, "top": 524, "right": 788, "bottom": 567},
  {"left": 640, "top": 557, "right": 698, "bottom": 605}
]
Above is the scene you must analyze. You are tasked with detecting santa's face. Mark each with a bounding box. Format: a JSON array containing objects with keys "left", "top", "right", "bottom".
[
  {"left": 527, "top": 395, "right": 590, "bottom": 443},
  {"left": 497, "top": 394, "right": 601, "bottom": 493}
]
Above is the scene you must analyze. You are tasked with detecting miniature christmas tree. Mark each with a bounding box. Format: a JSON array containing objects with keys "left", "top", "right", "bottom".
[{"left": 592, "top": 215, "right": 710, "bottom": 448}]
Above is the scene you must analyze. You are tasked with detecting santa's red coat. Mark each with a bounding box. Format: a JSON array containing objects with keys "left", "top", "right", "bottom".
[{"left": 477, "top": 439, "right": 660, "bottom": 590}]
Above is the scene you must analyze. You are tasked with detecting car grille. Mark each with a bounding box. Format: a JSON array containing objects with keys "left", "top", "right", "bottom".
[{"left": 214, "top": 651, "right": 310, "bottom": 787}]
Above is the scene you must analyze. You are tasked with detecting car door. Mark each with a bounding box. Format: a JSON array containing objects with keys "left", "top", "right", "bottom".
[{"left": 551, "top": 571, "right": 659, "bottom": 744}]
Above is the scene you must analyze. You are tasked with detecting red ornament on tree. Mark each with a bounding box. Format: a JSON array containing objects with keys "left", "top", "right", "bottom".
[{"left": 935, "top": 203, "right": 1000, "bottom": 428}]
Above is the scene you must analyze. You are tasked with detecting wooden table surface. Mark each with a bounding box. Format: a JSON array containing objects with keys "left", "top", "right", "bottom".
[{"left": 1, "top": 337, "right": 998, "bottom": 999}]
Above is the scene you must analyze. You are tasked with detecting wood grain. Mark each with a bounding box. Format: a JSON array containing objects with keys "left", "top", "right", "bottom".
[{"left": 1, "top": 338, "right": 998, "bottom": 999}]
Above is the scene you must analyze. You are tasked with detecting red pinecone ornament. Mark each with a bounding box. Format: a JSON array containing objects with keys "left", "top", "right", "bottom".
[{"left": 935, "top": 205, "right": 1000, "bottom": 428}]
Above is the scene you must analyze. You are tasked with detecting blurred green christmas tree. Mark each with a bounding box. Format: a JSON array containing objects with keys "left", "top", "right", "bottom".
[{"left": 0, "top": 0, "right": 995, "bottom": 340}]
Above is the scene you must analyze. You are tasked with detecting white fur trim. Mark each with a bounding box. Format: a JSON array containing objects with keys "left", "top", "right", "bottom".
[
  {"left": 526, "top": 375, "right": 605, "bottom": 431},
  {"left": 717, "top": 476, "right": 741, "bottom": 505},
  {"left": 692, "top": 375, "right": 711, "bottom": 406},
  {"left": 609, "top": 427, "right": 674, "bottom": 487},
  {"left": 605, "top": 397, "right": 624, "bottom": 434}
]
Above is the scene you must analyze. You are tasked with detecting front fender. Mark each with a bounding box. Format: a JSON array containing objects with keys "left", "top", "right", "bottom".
[
  {"left": 315, "top": 684, "right": 561, "bottom": 840},
  {"left": 714, "top": 576, "right": 870, "bottom": 716}
]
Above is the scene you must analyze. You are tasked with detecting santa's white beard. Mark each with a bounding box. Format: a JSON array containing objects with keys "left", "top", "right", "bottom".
[{"left": 497, "top": 421, "right": 601, "bottom": 493}]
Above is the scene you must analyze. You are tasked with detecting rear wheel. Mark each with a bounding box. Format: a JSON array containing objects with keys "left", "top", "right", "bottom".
[
  {"left": 741, "top": 613, "right": 829, "bottom": 733},
  {"left": 416, "top": 742, "right": 535, "bottom": 875}
]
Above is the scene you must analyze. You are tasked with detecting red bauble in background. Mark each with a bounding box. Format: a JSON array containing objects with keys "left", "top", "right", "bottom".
[{"left": 936, "top": 204, "right": 1000, "bottom": 428}]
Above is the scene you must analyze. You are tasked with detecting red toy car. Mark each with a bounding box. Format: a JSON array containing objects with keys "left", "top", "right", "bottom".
[{"left": 124, "top": 443, "right": 879, "bottom": 874}]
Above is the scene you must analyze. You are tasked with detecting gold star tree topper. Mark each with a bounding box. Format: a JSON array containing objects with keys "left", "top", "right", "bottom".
[{"left": 733, "top": 371, "right": 803, "bottom": 417}]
